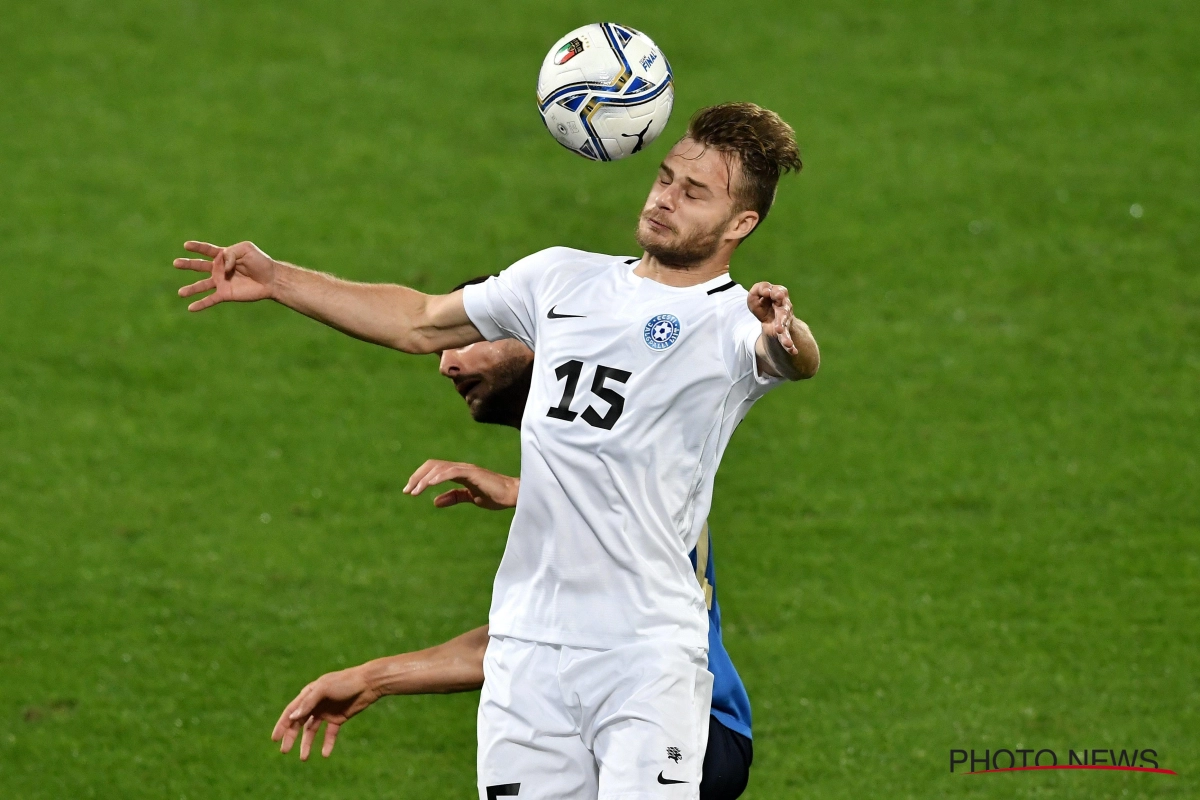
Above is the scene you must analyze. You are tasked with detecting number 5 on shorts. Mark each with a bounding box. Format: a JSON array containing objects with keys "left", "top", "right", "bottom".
[{"left": 486, "top": 783, "right": 520, "bottom": 799}]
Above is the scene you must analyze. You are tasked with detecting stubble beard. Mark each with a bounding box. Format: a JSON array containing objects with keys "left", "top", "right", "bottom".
[
  {"left": 469, "top": 359, "right": 534, "bottom": 428},
  {"left": 635, "top": 212, "right": 727, "bottom": 268}
]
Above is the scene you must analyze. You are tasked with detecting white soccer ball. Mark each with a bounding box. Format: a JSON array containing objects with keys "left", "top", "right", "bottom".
[{"left": 537, "top": 23, "right": 674, "bottom": 162}]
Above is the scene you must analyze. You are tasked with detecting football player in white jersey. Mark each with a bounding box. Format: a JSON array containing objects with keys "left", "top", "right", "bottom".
[
  {"left": 273, "top": 321, "right": 757, "bottom": 799},
  {"left": 176, "top": 102, "right": 818, "bottom": 799}
]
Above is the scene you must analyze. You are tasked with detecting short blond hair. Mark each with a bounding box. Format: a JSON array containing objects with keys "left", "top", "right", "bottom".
[{"left": 686, "top": 103, "right": 802, "bottom": 228}]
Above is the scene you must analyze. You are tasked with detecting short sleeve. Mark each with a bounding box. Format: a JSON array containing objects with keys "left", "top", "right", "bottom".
[
  {"left": 461, "top": 248, "right": 562, "bottom": 348},
  {"left": 724, "top": 306, "right": 786, "bottom": 399}
]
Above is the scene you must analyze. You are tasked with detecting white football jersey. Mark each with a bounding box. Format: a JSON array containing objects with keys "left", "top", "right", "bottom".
[{"left": 463, "top": 248, "right": 783, "bottom": 650}]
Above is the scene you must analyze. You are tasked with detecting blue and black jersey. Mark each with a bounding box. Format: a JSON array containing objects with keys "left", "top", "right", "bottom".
[{"left": 690, "top": 524, "right": 752, "bottom": 739}]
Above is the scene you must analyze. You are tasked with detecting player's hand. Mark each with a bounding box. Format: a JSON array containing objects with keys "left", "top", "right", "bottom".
[
  {"left": 402, "top": 460, "right": 519, "bottom": 510},
  {"left": 174, "top": 240, "right": 277, "bottom": 312},
  {"left": 747, "top": 281, "right": 799, "bottom": 356},
  {"left": 271, "top": 666, "right": 380, "bottom": 761}
]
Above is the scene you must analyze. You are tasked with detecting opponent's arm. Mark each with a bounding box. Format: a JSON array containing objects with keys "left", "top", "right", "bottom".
[
  {"left": 272, "top": 625, "right": 490, "bottom": 760},
  {"left": 403, "top": 459, "right": 519, "bottom": 509},
  {"left": 174, "top": 240, "right": 483, "bottom": 353},
  {"left": 748, "top": 281, "right": 820, "bottom": 380}
]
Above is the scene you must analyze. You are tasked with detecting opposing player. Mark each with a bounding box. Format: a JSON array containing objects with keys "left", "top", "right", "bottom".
[
  {"left": 272, "top": 325, "right": 755, "bottom": 798},
  {"left": 176, "top": 102, "right": 818, "bottom": 798}
]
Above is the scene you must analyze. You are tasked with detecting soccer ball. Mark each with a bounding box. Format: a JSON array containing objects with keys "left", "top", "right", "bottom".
[{"left": 537, "top": 23, "right": 674, "bottom": 162}]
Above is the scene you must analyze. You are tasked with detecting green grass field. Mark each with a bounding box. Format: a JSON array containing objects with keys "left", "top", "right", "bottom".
[{"left": 2, "top": 1, "right": 1197, "bottom": 797}]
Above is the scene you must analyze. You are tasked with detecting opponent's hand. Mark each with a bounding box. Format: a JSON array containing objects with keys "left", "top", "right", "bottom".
[
  {"left": 174, "top": 240, "right": 277, "bottom": 312},
  {"left": 747, "top": 281, "right": 799, "bottom": 356},
  {"left": 402, "top": 460, "right": 519, "bottom": 510},
  {"left": 271, "top": 666, "right": 380, "bottom": 761}
]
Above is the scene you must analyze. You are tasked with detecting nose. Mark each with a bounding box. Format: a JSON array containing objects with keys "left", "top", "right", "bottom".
[
  {"left": 439, "top": 349, "right": 461, "bottom": 377},
  {"left": 653, "top": 183, "right": 678, "bottom": 212}
]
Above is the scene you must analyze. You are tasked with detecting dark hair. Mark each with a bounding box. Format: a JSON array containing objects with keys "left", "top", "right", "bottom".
[
  {"left": 686, "top": 103, "right": 802, "bottom": 231},
  {"left": 452, "top": 274, "right": 497, "bottom": 293}
]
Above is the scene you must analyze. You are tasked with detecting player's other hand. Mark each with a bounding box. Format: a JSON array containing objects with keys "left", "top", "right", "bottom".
[
  {"left": 271, "top": 666, "right": 379, "bottom": 761},
  {"left": 174, "top": 240, "right": 277, "bottom": 312},
  {"left": 403, "top": 460, "right": 519, "bottom": 510},
  {"left": 747, "top": 281, "right": 799, "bottom": 356}
]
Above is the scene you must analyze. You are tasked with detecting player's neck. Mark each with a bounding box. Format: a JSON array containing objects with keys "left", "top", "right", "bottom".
[{"left": 633, "top": 252, "right": 731, "bottom": 287}]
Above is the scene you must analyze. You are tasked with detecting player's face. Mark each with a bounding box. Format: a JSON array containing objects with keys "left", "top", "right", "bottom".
[
  {"left": 439, "top": 340, "right": 535, "bottom": 427},
  {"left": 635, "top": 137, "right": 757, "bottom": 266}
]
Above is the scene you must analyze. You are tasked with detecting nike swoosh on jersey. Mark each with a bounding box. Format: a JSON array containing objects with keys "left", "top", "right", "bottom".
[
  {"left": 656, "top": 772, "right": 688, "bottom": 785},
  {"left": 547, "top": 305, "right": 586, "bottom": 319}
]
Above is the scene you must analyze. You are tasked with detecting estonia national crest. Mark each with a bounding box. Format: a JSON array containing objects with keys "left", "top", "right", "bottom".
[{"left": 644, "top": 314, "right": 681, "bottom": 350}]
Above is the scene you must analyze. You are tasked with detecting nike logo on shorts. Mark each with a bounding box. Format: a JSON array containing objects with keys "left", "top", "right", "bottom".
[
  {"left": 547, "top": 305, "right": 586, "bottom": 319},
  {"left": 656, "top": 772, "right": 687, "bottom": 785}
]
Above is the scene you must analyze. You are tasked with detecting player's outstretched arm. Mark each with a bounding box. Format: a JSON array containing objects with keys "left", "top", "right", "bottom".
[
  {"left": 748, "top": 281, "right": 820, "bottom": 380},
  {"left": 403, "top": 459, "right": 519, "bottom": 510},
  {"left": 272, "top": 625, "right": 489, "bottom": 760},
  {"left": 174, "top": 240, "right": 484, "bottom": 354}
]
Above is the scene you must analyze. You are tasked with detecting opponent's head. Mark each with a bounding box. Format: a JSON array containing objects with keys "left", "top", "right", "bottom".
[
  {"left": 635, "top": 102, "right": 801, "bottom": 267},
  {"left": 440, "top": 277, "right": 534, "bottom": 429}
]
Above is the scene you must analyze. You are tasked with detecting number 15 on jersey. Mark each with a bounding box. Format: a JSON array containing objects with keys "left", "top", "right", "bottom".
[{"left": 546, "top": 360, "right": 632, "bottom": 431}]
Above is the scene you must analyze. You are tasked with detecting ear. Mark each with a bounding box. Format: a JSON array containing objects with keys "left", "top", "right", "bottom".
[{"left": 725, "top": 209, "right": 760, "bottom": 243}]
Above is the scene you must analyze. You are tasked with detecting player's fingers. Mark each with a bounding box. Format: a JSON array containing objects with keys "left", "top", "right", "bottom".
[
  {"left": 410, "top": 463, "right": 468, "bottom": 496},
  {"left": 215, "top": 248, "right": 235, "bottom": 278},
  {"left": 173, "top": 257, "right": 214, "bottom": 272},
  {"left": 299, "top": 716, "right": 320, "bottom": 762},
  {"left": 776, "top": 304, "right": 793, "bottom": 327},
  {"left": 421, "top": 466, "right": 467, "bottom": 489},
  {"left": 322, "top": 723, "right": 341, "bottom": 758},
  {"left": 178, "top": 278, "right": 216, "bottom": 298},
  {"left": 279, "top": 722, "right": 300, "bottom": 753},
  {"left": 186, "top": 293, "right": 222, "bottom": 313},
  {"left": 747, "top": 282, "right": 776, "bottom": 321},
  {"left": 287, "top": 686, "right": 318, "bottom": 721},
  {"left": 775, "top": 301, "right": 795, "bottom": 339},
  {"left": 273, "top": 694, "right": 303, "bottom": 740},
  {"left": 777, "top": 327, "right": 798, "bottom": 355},
  {"left": 184, "top": 241, "right": 222, "bottom": 257},
  {"left": 276, "top": 705, "right": 304, "bottom": 753},
  {"left": 775, "top": 308, "right": 793, "bottom": 335},
  {"left": 434, "top": 488, "right": 474, "bottom": 508},
  {"left": 404, "top": 459, "right": 448, "bottom": 494},
  {"left": 272, "top": 716, "right": 292, "bottom": 744}
]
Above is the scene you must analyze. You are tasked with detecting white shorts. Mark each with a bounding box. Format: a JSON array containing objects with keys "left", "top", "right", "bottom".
[{"left": 477, "top": 636, "right": 713, "bottom": 800}]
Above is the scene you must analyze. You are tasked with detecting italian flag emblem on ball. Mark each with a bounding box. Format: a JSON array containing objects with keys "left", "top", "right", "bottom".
[{"left": 554, "top": 38, "right": 584, "bottom": 65}]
